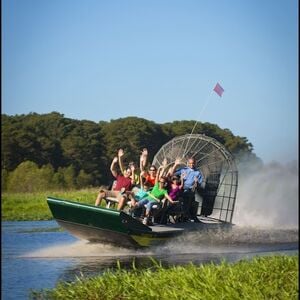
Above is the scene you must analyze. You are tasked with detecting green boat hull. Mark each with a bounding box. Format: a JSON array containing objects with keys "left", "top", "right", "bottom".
[
  {"left": 47, "top": 196, "right": 233, "bottom": 248},
  {"left": 47, "top": 197, "right": 185, "bottom": 248}
]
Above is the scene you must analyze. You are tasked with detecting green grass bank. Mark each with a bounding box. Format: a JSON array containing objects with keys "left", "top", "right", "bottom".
[
  {"left": 31, "top": 255, "right": 298, "bottom": 300},
  {"left": 2, "top": 189, "right": 98, "bottom": 221}
]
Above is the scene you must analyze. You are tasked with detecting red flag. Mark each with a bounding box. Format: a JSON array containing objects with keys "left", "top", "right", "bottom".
[{"left": 213, "top": 83, "right": 224, "bottom": 97}]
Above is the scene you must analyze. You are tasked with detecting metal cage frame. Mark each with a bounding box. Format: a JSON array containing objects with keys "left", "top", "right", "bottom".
[{"left": 152, "top": 134, "right": 238, "bottom": 223}]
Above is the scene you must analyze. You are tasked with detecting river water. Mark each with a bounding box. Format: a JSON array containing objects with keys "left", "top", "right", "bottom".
[{"left": 2, "top": 220, "right": 298, "bottom": 300}]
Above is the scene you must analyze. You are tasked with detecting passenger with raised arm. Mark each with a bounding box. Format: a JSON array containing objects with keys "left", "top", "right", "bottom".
[
  {"left": 139, "top": 148, "right": 157, "bottom": 187},
  {"left": 167, "top": 174, "right": 184, "bottom": 201},
  {"left": 133, "top": 163, "right": 178, "bottom": 225},
  {"left": 118, "top": 148, "right": 140, "bottom": 187},
  {"left": 95, "top": 156, "right": 134, "bottom": 210},
  {"left": 169, "top": 157, "right": 203, "bottom": 222},
  {"left": 155, "top": 161, "right": 184, "bottom": 224}
]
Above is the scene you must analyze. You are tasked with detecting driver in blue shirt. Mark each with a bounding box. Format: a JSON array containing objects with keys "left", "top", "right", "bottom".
[{"left": 170, "top": 157, "right": 203, "bottom": 222}]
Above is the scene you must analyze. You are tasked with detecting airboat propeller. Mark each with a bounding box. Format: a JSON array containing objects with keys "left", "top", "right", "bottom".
[{"left": 152, "top": 134, "right": 238, "bottom": 223}]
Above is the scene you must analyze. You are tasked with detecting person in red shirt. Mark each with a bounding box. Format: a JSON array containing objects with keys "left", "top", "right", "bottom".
[
  {"left": 117, "top": 148, "right": 140, "bottom": 187},
  {"left": 95, "top": 156, "right": 134, "bottom": 210}
]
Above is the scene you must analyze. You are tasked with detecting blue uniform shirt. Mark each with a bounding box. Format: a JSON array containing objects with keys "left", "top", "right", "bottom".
[{"left": 175, "top": 167, "right": 203, "bottom": 191}]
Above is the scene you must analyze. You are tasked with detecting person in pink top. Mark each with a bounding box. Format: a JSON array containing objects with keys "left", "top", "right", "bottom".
[
  {"left": 167, "top": 174, "right": 184, "bottom": 201},
  {"left": 95, "top": 156, "right": 134, "bottom": 210}
]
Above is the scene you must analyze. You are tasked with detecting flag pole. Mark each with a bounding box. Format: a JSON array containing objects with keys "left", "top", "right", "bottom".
[
  {"left": 181, "top": 83, "right": 224, "bottom": 158},
  {"left": 181, "top": 92, "right": 212, "bottom": 158}
]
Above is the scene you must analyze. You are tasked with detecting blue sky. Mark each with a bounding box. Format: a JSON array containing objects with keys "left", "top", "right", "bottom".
[{"left": 2, "top": 0, "right": 298, "bottom": 164}]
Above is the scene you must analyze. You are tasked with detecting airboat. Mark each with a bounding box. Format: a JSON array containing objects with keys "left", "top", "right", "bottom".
[{"left": 47, "top": 134, "right": 238, "bottom": 248}]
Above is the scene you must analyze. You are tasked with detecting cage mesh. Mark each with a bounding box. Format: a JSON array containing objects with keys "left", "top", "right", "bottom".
[{"left": 152, "top": 134, "right": 238, "bottom": 223}]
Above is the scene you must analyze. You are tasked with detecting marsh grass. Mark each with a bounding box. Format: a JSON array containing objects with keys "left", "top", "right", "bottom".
[
  {"left": 2, "top": 188, "right": 99, "bottom": 221},
  {"left": 30, "top": 255, "right": 298, "bottom": 300}
]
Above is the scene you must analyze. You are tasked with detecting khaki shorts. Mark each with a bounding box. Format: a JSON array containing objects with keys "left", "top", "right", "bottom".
[{"left": 99, "top": 189, "right": 128, "bottom": 201}]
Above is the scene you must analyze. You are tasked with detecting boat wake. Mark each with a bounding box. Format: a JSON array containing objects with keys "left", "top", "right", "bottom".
[
  {"left": 157, "top": 226, "right": 298, "bottom": 254},
  {"left": 23, "top": 240, "right": 139, "bottom": 258},
  {"left": 23, "top": 226, "right": 298, "bottom": 259}
]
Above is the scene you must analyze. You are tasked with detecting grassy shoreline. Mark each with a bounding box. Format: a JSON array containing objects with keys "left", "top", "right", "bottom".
[
  {"left": 31, "top": 255, "right": 298, "bottom": 300},
  {"left": 2, "top": 189, "right": 99, "bottom": 221}
]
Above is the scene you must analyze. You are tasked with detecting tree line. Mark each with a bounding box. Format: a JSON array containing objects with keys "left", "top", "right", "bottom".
[{"left": 1, "top": 112, "right": 261, "bottom": 192}]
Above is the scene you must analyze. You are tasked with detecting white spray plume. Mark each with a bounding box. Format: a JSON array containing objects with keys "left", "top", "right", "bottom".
[
  {"left": 24, "top": 240, "right": 153, "bottom": 258},
  {"left": 233, "top": 160, "right": 298, "bottom": 229}
]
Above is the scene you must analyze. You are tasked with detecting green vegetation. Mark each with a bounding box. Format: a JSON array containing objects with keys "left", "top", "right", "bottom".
[
  {"left": 2, "top": 189, "right": 98, "bottom": 221},
  {"left": 30, "top": 255, "right": 298, "bottom": 300},
  {"left": 2, "top": 113, "right": 262, "bottom": 192}
]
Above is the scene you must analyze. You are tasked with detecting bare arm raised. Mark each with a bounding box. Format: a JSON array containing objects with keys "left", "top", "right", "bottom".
[
  {"left": 110, "top": 157, "right": 118, "bottom": 178},
  {"left": 139, "top": 148, "right": 148, "bottom": 173},
  {"left": 118, "top": 149, "right": 125, "bottom": 174},
  {"left": 130, "top": 164, "right": 135, "bottom": 185},
  {"left": 168, "top": 158, "right": 182, "bottom": 176},
  {"left": 161, "top": 158, "right": 168, "bottom": 177},
  {"left": 155, "top": 160, "right": 167, "bottom": 184}
]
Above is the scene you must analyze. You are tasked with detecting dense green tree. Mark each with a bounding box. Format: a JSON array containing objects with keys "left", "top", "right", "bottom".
[
  {"left": 61, "top": 165, "right": 77, "bottom": 189},
  {"left": 2, "top": 113, "right": 261, "bottom": 190},
  {"left": 2, "top": 112, "right": 106, "bottom": 185},
  {"left": 7, "top": 161, "right": 39, "bottom": 192},
  {"left": 52, "top": 167, "right": 67, "bottom": 189},
  {"left": 161, "top": 120, "right": 196, "bottom": 138},
  {"left": 35, "top": 164, "right": 56, "bottom": 191},
  {"left": 101, "top": 117, "right": 168, "bottom": 165},
  {"left": 76, "top": 169, "right": 93, "bottom": 188},
  {"left": 6, "top": 161, "right": 55, "bottom": 192},
  {"left": 61, "top": 120, "right": 106, "bottom": 184},
  {"left": 161, "top": 121, "right": 254, "bottom": 158},
  {"left": 2, "top": 169, "right": 9, "bottom": 191},
  {"left": 2, "top": 113, "right": 67, "bottom": 170}
]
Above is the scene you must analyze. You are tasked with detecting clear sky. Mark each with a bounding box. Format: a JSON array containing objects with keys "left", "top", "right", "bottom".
[{"left": 2, "top": 0, "right": 298, "bottom": 164}]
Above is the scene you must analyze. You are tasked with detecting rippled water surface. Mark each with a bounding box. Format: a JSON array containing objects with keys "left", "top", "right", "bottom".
[{"left": 2, "top": 221, "right": 298, "bottom": 300}]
